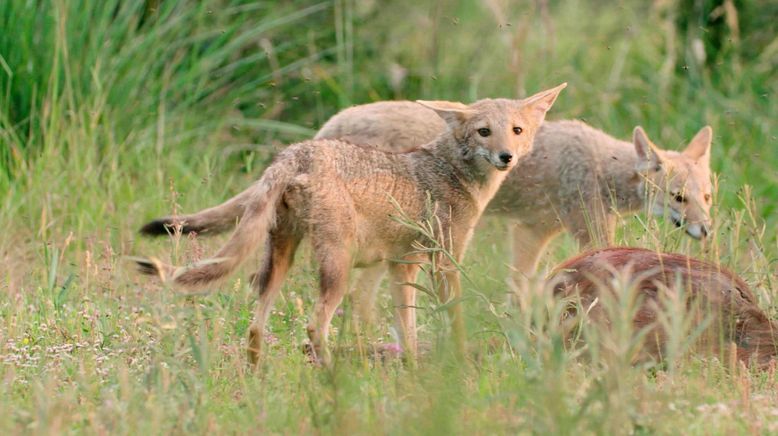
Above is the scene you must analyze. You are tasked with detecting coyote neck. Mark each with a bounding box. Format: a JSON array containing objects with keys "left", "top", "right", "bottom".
[
  {"left": 605, "top": 140, "right": 645, "bottom": 214},
  {"left": 419, "top": 135, "right": 507, "bottom": 210}
]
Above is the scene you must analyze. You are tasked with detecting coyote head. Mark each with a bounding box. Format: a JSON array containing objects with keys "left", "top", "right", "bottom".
[
  {"left": 633, "top": 126, "right": 714, "bottom": 239},
  {"left": 417, "top": 83, "right": 566, "bottom": 172}
]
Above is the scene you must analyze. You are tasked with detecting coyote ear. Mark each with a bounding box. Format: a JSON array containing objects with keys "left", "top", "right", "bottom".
[
  {"left": 520, "top": 82, "right": 567, "bottom": 124},
  {"left": 682, "top": 125, "right": 712, "bottom": 166},
  {"left": 416, "top": 100, "right": 473, "bottom": 127},
  {"left": 633, "top": 126, "right": 663, "bottom": 172}
]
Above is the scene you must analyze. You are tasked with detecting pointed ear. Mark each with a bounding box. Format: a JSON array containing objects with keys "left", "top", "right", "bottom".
[
  {"left": 416, "top": 100, "right": 474, "bottom": 128},
  {"left": 682, "top": 126, "right": 712, "bottom": 165},
  {"left": 633, "top": 126, "right": 663, "bottom": 172},
  {"left": 520, "top": 82, "right": 567, "bottom": 124}
]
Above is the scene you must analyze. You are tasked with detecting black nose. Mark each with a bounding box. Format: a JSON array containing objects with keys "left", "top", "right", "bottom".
[{"left": 498, "top": 152, "right": 513, "bottom": 164}]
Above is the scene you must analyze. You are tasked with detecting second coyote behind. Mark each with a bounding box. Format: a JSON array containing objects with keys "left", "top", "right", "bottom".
[{"left": 134, "top": 84, "right": 566, "bottom": 365}]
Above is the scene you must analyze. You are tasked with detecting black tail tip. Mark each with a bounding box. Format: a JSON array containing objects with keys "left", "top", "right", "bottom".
[
  {"left": 139, "top": 218, "right": 175, "bottom": 237},
  {"left": 126, "top": 256, "right": 161, "bottom": 276},
  {"left": 136, "top": 259, "right": 159, "bottom": 276}
]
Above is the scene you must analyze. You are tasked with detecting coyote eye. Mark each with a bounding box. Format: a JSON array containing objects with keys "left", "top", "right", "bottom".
[
  {"left": 704, "top": 193, "right": 711, "bottom": 203},
  {"left": 477, "top": 128, "right": 491, "bottom": 137},
  {"left": 672, "top": 192, "right": 686, "bottom": 203},
  {"left": 513, "top": 126, "right": 523, "bottom": 135}
]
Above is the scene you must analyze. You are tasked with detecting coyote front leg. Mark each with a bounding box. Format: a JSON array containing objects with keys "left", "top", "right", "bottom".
[
  {"left": 388, "top": 262, "right": 421, "bottom": 356},
  {"left": 435, "top": 267, "right": 466, "bottom": 356},
  {"left": 563, "top": 205, "right": 618, "bottom": 250},
  {"left": 432, "top": 224, "right": 468, "bottom": 356},
  {"left": 509, "top": 222, "right": 556, "bottom": 285}
]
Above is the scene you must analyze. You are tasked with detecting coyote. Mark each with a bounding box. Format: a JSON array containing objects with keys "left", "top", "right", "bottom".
[
  {"left": 549, "top": 247, "right": 777, "bottom": 368},
  {"left": 134, "top": 84, "right": 566, "bottom": 365},
  {"left": 316, "top": 102, "right": 714, "bottom": 322}
]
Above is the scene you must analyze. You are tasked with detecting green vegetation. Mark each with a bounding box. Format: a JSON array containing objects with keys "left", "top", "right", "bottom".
[{"left": 1, "top": 0, "right": 776, "bottom": 433}]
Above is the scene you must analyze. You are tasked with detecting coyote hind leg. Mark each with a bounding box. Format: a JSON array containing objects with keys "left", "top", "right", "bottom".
[
  {"left": 307, "top": 245, "right": 351, "bottom": 366},
  {"left": 247, "top": 233, "right": 300, "bottom": 368}
]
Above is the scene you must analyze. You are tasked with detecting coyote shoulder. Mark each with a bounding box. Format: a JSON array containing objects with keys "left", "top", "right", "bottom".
[{"left": 135, "top": 84, "right": 566, "bottom": 365}]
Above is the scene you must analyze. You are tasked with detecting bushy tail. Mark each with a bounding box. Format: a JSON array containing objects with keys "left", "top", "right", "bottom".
[
  {"left": 140, "top": 189, "right": 251, "bottom": 237},
  {"left": 135, "top": 162, "right": 294, "bottom": 289}
]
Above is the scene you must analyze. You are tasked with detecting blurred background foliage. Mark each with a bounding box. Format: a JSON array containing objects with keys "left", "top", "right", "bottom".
[
  {"left": 0, "top": 0, "right": 774, "bottom": 271},
  {"left": 1, "top": 0, "right": 775, "bottom": 264},
  {"left": 0, "top": 0, "right": 775, "bottom": 256},
  {"left": 1, "top": 0, "right": 775, "bottom": 195}
]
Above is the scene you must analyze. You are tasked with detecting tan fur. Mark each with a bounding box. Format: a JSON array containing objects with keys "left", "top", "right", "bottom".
[
  {"left": 135, "top": 84, "right": 566, "bottom": 366},
  {"left": 549, "top": 247, "right": 778, "bottom": 368},
  {"left": 316, "top": 103, "right": 714, "bottom": 319}
]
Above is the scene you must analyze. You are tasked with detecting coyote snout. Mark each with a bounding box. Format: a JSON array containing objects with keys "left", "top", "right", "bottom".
[
  {"left": 685, "top": 222, "right": 709, "bottom": 239},
  {"left": 665, "top": 205, "right": 710, "bottom": 238},
  {"left": 669, "top": 213, "right": 710, "bottom": 240},
  {"left": 475, "top": 147, "right": 513, "bottom": 170}
]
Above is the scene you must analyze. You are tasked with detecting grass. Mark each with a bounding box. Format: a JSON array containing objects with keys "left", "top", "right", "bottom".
[{"left": 1, "top": 0, "right": 777, "bottom": 433}]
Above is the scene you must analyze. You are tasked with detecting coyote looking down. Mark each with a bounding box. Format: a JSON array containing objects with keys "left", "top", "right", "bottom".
[
  {"left": 316, "top": 102, "right": 714, "bottom": 322},
  {"left": 134, "top": 84, "right": 566, "bottom": 365}
]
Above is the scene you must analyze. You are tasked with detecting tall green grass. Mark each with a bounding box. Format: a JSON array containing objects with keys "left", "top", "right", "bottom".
[
  {"left": 0, "top": 0, "right": 776, "bottom": 433},
  {"left": 0, "top": 0, "right": 329, "bottom": 238}
]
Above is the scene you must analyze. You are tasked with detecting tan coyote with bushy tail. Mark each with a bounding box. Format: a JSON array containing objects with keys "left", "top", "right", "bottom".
[
  {"left": 316, "top": 102, "right": 714, "bottom": 321},
  {"left": 134, "top": 84, "right": 566, "bottom": 365}
]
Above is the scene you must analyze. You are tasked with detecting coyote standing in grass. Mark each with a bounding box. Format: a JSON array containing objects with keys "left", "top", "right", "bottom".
[
  {"left": 316, "top": 102, "right": 714, "bottom": 320},
  {"left": 134, "top": 84, "right": 566, "bottom": 365}
]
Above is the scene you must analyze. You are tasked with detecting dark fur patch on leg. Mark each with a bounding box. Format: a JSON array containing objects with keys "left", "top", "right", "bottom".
[{"left": 252, "top": 243, "right": 274, "bottom": 294}]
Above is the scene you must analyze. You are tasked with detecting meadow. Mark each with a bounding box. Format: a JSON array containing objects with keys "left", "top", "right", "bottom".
[{"left": 1, "top": 0, "right": 777, "bottom": 433}]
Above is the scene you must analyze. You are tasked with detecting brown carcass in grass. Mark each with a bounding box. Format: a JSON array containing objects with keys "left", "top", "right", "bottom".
[{"left": 549, "top": 247, "right": 778, "bottom": 368}]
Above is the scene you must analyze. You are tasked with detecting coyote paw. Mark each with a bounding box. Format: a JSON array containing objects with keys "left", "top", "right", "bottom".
[{"left": 301, "top": 341, "right": 325, "bottom": 366}]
